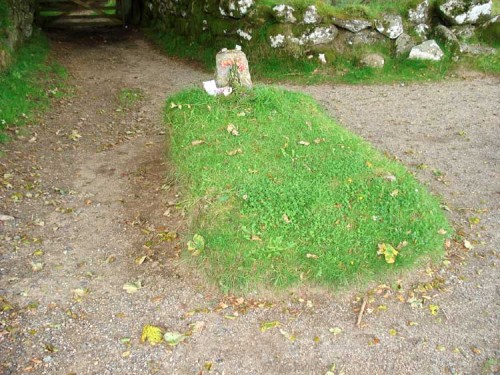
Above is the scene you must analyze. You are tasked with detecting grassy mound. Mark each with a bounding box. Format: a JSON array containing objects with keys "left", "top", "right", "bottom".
[
  {"left": 0, "top": 31, "right": 66, "bottom": 142},
  {"left": 166, "top": 87, "right": 451, "bottom": 292}
]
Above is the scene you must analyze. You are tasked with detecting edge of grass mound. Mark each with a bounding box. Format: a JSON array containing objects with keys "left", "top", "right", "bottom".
[
  {"left": 165, "top": 86, "right": 451, "bottom": 292},
  {"left": 0, "top": 31, "right": 66, "bottom": 142}
]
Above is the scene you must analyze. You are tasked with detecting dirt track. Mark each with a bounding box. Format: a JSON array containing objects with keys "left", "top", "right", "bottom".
[{"left": 0, "top": 29, "right": 499, "bottom": 375}]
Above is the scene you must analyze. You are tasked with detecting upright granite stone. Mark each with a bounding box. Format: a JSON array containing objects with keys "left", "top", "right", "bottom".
[{"left": 215, "top": 49, "right": 253, "bottom": 89}]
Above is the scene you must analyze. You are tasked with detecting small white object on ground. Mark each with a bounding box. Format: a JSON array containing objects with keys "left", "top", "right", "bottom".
[
  {"left": 203, "top": 80, "right": 233, "bottom": 96},
  {"left": 0, "top": 214, "right": 15, "bottom": 221}
]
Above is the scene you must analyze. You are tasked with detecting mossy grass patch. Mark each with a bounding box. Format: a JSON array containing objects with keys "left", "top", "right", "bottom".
[
  {"left": 0, "top": 31, "right": 67, "bottom": 142},
  {"left": 165, "top": 86, "right": 451, "bottom": 292}
]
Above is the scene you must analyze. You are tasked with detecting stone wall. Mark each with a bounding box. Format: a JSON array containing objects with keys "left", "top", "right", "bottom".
[
  {"left": 145, "top": 0, "right": 497, "bottom": 67},
  {"left": 0, "top": 0, "right": 36, "bottom": 71}
]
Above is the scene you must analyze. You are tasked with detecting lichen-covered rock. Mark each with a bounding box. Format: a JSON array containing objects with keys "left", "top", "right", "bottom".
[
  {"left": 360, "top": 53, "right": 385, "bottom": 68},
  {"left": 272, "top": 4, "right": 296, "bottom": 23},
  {"left": 343, "top": 29, "right": 385, "bottom": 46},
  {"left": 459, "top": 42, "right": 496, "bottom": 55},
  {"left": 414, "top": 23, "right": 431, "bottom": 39},
  {"left": 303, "top": 5, "right": 320, "bottom": 24},
  {"left": 236, "top": 28, "right": 252, "bottom": 41},
  {"left": 434, "top": 24, "right": 460, "bottom": 50},
  {"left": 409, "top": 0, "right": 431, "bottom": 24},
  {"left": 395, "top": 33, "right": 416, "bottom": 56},
  {"left": 409, "top": 40, "right": 445, "bottom": 61},
  {"left": 332, "top": 18, "right": 371, "bottom": 33},
  {"left": 215, "top": 49, "right": 252, "bottom": 88},
  {"left": 438, "top": 0, "right": 492, "bottom": 25},
  {"left": 300, "top": 25, "right": 338, "bottom": 45},
  {"left": 451, "top": 25, "right": 476, "bottom": 40},
  {"left": 219, "top": 0, "right": 254, "bottom": 19},
  {"left": 269, "top": 33, "right": 286, "bottom": 48},
  {"left": 375, "top": 14, "right": 404, "bottom": 39}
]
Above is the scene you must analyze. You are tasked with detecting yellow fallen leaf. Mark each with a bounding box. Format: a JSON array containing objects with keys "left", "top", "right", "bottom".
[
  {"left": 389, "top": 328, "right": 397, "bottom": 336},
  {"left": 191, "top": 140, "right": 205, "bottom": 146},
  {"left": 298, "top": 140, "right": 310, "bottom": 146},
  {"left": 141, "top": 325, "right": 163, "bottom": 345},
  {"left": 329, "top": 327, "right": 342, "bottom": 336},
  {"left": 377, "top": 243, "right": 399, "bottom": 264},
  {"left": 429, "top": 304, "right": 439, "bottom": 316}
]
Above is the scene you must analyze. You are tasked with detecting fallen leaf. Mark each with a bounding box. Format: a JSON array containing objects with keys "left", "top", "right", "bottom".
[
  {"left": 407, "top": 321, "right": 419, "bottom": 326},
  {"left": 282, "top": 213, "right": 291, "bottom": 224},
  {"left": 187, "top": 234, "right": 205, "bottom": 256},
  {"left": 377, "top": 243, "right": 399, "bottom": 264},
  {"left": 437, "top": 228, "right": 447, "bottom": 235},
  {"left": 436, "top": 345, "right": 446, "bottom": 351},
  {"left": 390, "top": 189, "right": 399, "bottom": 197},
  {"left": 122, "top": 351, "right": 131, "bottom": 358},
  {"left": 191, "top": 140, "right": 205, "bottom": 146},
  {"left": 298, "top": 140, "right": 310, "bottom": 146},
  {"left": 306, "top": 253, "right": 319, "bottom": 259},
  {"left": 135, "top": 255, "right": 147, "bottom": 265},
  {"left": 226, "top": 123, "right": 239, "bottom": 136},
  {"left": 389, "top": 328, "right": 397, "bottom": 336},
  {"left": 250, "top": 235, "right": 262, "bottom": 241},
  {"left": 227, "top": 148, "right": 243, "bottom": 156},
  {"left": 260, "top": 321, "right": 281, "bottom": 333},
  {"left": 32, "top": 250, "right": 44, "bottom": 256},
  {"left": 69, "top": 130, "right": 82, "bottom": 141},
  {"left": 429, "top": 304, "right": 439, "bottom": 316},
  {"left": 313, "top": 138, "right": 325, "bottom": 144},
  {"left": 141, "top": 325, "right": 163, "bottom": 345},
  {"left": 123, "top": 281, "right": 142, "bottom": 294},
  {"left": 463, "top": 239, "right": 474, "bottom": 250},
  {"left": 164, "top": 331, "right": 187, "bottom": 347}
]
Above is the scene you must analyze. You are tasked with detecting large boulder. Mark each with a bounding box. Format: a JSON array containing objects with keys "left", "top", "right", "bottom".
[
  {"left": 438, "top": 0, "right": 492, "bottom": 25},
  {"left": 409, "top": 40, "right": 445, "bottom": 61},
  {"left": 375, "top": 14, "right": 404, "bottom": 39}
]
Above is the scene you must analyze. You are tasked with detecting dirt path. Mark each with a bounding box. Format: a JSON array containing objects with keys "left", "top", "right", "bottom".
[{"left": 1, "top": 29, "right": 499, "bottom": 375}]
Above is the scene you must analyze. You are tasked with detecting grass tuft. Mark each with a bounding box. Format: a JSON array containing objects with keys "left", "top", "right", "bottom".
[
  {"left": 0, "top": 31, "right": 67, "bottom": 142},
  {"left": 166, "top": 87, "right": 451, "bottom": 292}
]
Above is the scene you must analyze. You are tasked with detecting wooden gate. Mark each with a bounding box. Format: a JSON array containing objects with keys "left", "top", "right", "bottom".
[{"left": 37, "top": 0, "right": 127, "bottom": 27}]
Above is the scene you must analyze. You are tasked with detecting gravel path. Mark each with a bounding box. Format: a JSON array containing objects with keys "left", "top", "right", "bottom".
[{"left": 1, "top": 29, "right": 499, "bottom": 375}]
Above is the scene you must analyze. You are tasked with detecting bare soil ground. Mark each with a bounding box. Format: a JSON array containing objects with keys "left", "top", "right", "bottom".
[{"left": 1, "top": 28, "right": 499, "bottom": 375}]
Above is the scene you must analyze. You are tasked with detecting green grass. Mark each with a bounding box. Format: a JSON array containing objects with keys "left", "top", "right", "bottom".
[
  {"left": 166, "top": 87, "right": 451, "bottom": 292},
  {"left": 259, "top": 0, "right": 423, "bottom": 18},
  {"left": 0, "top": 31, "right": 67, "bottom": 142}
]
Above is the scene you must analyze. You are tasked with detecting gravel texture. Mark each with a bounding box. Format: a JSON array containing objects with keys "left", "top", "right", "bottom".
[{"left": 1, "top": 28, "right": 499, "bottom": 375}]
